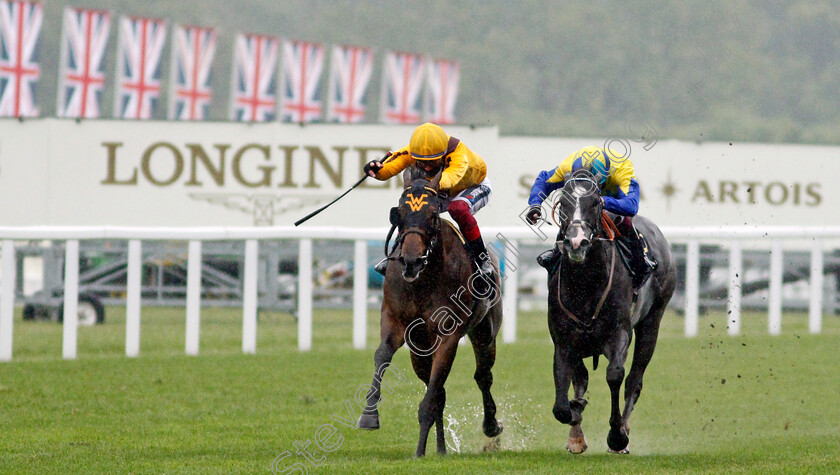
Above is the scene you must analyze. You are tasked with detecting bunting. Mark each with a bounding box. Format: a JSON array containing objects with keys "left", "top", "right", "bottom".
[
  {"left": 229, "top": 33, "right": 278, "bottom": 122},
  {"left": 379, "top": 51, "right": 425, "bottom": 124},
  {"left": 113, "top": 16, "right": 167, "bottom": 119},
  {"left": 56, "top": 7, "right": 110, "bottom": 118},
  {"left": 326, "top": 44, "right": 373, "bottom": 123},
  {"left": 168, "top": 24, "right": 216, "bottom": 120},
  {"left": 0, "top": 0, "right": 42, "bottom": 117},
  {"left": 279, "top": 39, "right": 325, "bottom": 123}
]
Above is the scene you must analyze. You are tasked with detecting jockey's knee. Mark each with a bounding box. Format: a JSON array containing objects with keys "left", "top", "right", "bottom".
[
  {"left": 448, "top": 200, "right": 481, "bottom": 241},
  {"left": 447, "top": 200, "right": 471, "bottom": 221},
  {"left": 614, "top": 215, "right": 634, "bottom": 235}
]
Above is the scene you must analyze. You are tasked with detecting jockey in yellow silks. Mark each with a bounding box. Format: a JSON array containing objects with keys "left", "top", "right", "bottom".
[
  {"left": 364, "top": 122, "right": 494, "bottom": 277},
  {"left": 525, "top": 146, "right": 657, "bottom": 285}
]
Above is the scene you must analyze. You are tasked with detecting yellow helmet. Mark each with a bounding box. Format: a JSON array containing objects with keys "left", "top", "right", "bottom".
[{"left": 410, "top": 122, "right": 449, "bottom": 160}]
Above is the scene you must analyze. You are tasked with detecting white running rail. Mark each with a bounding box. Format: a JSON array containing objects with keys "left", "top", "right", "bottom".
[{"left": 1, "top": 225, "right": 839, "bottom": 361}]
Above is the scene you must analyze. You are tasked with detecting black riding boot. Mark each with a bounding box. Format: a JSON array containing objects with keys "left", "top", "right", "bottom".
[
  {"left": 621, "top": 226, "right": 658, "bottom": 289},
  {"left": 465, "top": 237, "right": 494, "bottom": 278},
  {"left": 536, "top": 248, "right": 561, "bottom": 275}
]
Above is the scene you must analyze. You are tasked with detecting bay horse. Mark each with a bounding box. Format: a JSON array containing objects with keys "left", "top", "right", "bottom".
[
  {"left": 548, "top": 170, "right": 676, "bottom": 454},
  {"left": 356, "top": 168, "right": 505, "bottom": 457}
]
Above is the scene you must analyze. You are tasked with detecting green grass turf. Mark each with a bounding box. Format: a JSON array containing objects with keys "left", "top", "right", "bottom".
[{"left": 1, "top": 305, "right": 839, "bottom": 473}]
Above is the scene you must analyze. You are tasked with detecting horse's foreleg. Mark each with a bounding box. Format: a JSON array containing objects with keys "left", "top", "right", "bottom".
[
  {"left": 566, "top": 358, "right": 589, "bottom": 454},
  {"left": 603, "top": 329, "right": 631, "bottom": 452},
  {"left": 469, "top": 319, "right": 503, "bottom": 438},
  {"left": 416, "top": 336, "right": 459, "bottom": 457},
  {"left": 622, "top": 305, "right": 665, "bottom": 436},
  {"left": 357, "top": 313, "right": 405, "bottom": 430},
  {"left": 551, "top": 345, "right": 574, "bottom": 424}
]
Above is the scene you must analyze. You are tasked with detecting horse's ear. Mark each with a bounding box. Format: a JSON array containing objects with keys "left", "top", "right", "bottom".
[
  {"left": 429, "top": 169, "right": 443, "bottom": 191},
  {"left": 402, "top": 168, "right": 413, "bottom": 187}
]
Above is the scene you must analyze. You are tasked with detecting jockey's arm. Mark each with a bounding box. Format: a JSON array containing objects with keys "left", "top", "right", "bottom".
[
  {"left": 528, "top": 167, "right": 565, "bottom": 206},
  {"left": 374, "top": 146, "right": 412, "bottom": 180},
  {"left": 603, "top": 177, "right": 640, "bottom": 216},
  {"left": 438, "top": 145, "right": 470, "bottom": 191}
]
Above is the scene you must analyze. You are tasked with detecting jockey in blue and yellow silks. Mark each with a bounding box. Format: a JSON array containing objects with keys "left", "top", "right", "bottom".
[{"left": 525, "top": 146, "right": 656, "bottom": 286}]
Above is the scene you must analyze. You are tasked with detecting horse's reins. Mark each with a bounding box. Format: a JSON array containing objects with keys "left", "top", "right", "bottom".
[{"left": 555, "top": 197, "right": 622, "bottom": 328}]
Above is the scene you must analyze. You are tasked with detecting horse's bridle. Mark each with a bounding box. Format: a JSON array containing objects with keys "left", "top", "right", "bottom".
[
  {"left": 553, "top": 175, "right": 618, "bottom": 328},
  {"left": 383, "top": 187, "right": 441, "bottom": 267}
]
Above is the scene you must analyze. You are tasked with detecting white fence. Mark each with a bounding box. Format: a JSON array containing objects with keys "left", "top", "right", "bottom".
[{"left": 1, "top": 225, "right": 839, "bottom": 361}]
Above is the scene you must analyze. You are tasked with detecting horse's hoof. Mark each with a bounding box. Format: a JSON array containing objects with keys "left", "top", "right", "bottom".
[
  {"left": 483, "top": 419, "right": 504, "bottom": 438},
  {"left": 357, "top": 413, "right": 380, "bottom": 430},
  {"left": 607, "top": 427, "right": 629, "bottom": 452},
  {"left": 565, "top": 437, "right": 588, "bottom": 454},
  {"left": 482, "top": 435, "right": 502, "bottom": 453},
  {"left": 566, "top": 425, "right": 587, "bottom": 454},
  {"left": 607, "top": 446, "right": 630, "bottom": 455}
]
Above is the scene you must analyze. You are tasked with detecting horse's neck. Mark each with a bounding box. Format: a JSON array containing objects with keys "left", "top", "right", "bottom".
[{"left": 560, "top": 241, "right": 612, "bottom": 298}]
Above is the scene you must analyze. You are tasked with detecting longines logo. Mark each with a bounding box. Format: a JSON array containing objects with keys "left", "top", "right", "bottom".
[{"left": 100, "top": 141, "right": 394, "bottom": 225}]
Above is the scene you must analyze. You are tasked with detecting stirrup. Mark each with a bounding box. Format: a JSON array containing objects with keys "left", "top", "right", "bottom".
[
  {"left": 374, "top": 258, "right": 388, "bottom": 276},
  {"left": 643, "top": 253, "right": 658, "bottom": 271}
]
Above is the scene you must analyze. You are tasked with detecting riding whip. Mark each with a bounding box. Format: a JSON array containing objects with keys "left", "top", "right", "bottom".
[{"left": 294, "top": 151, "right": 391, "bottom": 226}]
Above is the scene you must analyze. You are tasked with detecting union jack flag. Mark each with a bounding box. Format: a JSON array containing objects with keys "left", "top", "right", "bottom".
[
  {"left": 0, "top": 0, "right": 42, "bottom": 117},
  {"left": 379, "top": 51, "right": 425, "bottom": 124},
  {"left": 168, "top": 24, "right": 216, "bottom": 121},
  {"left": 424, "top": 58, "right": 459, "bottom": 125},
  {"left": 114, "top": 16, "right": 167, "bottom": 120},
  {"left": 229, "top": 33, "right": 278, "bottom": 122},
  {"left": 279, "top": 39, "right": 325, "bottom": 123},
  {"left": 56, "top": 7, "right": 110, "bottom": 119},
  {"left": 326, "top": 44, "right": 373, "bottom": 123}
]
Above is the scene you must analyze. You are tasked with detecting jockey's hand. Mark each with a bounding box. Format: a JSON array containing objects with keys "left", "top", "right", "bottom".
[
  {"left": 526, "top": 206, "right": 542, "bottom": 225},
  {"left": 364, "top": 160, "right": 383, "bottom": 177}
]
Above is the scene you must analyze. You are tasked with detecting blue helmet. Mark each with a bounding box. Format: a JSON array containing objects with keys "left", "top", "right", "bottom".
[{"left": 571, "top": 149, "right": 610, "bottom": 185}]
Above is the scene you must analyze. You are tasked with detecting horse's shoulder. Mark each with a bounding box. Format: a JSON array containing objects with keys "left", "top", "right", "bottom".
[{"left": 440, "top": 218, "right": 466, "bottom": 247}]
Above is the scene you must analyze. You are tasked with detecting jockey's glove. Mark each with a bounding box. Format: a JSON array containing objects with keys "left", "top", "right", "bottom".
[
  {"left": 364, "top": 160, "right": 383, "bottom": 177},
  {"left": 526, "top": 206, "right": 542, "bottom": 225}
]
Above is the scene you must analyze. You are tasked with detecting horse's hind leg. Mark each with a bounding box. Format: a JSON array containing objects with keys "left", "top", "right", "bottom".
[
  {"left": 357, "top": 311, "right": 405, "bottom": 430},
  {"left": 415, "top": 336, "right": 459, "bottom": 457},
  {"left": 621, "top": 302, "right": 665, "bottom": 440},
  {"left": 468, "top": 317, "right": 504, "bottom": 439},
  {"left": 566, "top": 358, "right": 589, "bottom": 454}
]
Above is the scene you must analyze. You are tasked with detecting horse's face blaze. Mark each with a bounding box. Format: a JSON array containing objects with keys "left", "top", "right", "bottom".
[{"left": 557, "top": 172, "right": 602, "bottom": 264}]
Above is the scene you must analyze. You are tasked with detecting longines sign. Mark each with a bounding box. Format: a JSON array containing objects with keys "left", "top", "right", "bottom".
[{"left": 0, "top": 119, "right": 835, "bottom": 228}]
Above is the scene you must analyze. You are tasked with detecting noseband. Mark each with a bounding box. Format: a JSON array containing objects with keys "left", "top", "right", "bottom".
[{"left": 397, "top": 226, "right": 439, "bottom": 266}]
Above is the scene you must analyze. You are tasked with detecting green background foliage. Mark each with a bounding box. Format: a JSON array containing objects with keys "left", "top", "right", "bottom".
[{"left": 31, "top": 1, "right": 840, "bottom": 143}]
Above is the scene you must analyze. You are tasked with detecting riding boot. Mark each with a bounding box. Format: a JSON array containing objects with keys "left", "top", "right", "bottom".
[
  {"left": 621, "top": 226, "right": 657, "bottom": 289},
  {"left": 536, "top": 248, "right": 561, "bottom": 275},
  {"left": 374, "top": 258, "right": 388, "bottom": 276},
  {"left": 465, "top": 237, "right": 494, "bottom": 278}
]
